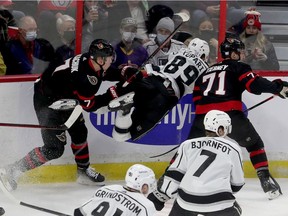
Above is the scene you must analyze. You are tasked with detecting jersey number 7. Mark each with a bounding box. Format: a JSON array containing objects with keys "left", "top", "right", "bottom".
[{"left": 193, "top": 149, "right": 216, "bottom": 177}]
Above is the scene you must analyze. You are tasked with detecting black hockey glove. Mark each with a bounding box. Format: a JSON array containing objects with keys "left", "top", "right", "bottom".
[
  {"left": 147, "top": 192, "right": 165, "bottom": 211},
  {"left": 121, "top": 66, "right": 138, "bottom": 81},
  {"left": 121, "top": 66, "right": 147, "bottom": 81},
  {"left": 279, "top": 81, "right": 288, "bottom": 99}
]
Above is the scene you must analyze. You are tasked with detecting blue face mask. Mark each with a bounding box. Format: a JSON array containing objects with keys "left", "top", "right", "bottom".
[
  {"left": 25, "top": 31, "right": 37, "bottom": 41},
  {"left": 157, "top": 33, "right": 169, "bottom": 44}
]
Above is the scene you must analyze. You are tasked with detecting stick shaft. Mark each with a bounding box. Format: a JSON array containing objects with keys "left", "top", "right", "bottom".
[
  {"left": 0, "top": 122, "right": 61, "bottom": 129},
  {"left": 244, "top": 95, "right": 275, "bottom": 112},
  {"left": 20, "top": 202, "right": 72, "bottom": 216},
  {"left": 0, "top": 105, "right": 82, "bottom": 130}
]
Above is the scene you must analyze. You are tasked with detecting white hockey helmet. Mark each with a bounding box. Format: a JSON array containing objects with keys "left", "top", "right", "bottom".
[
  {"left": 204, "top": 110, "right": 232, "bottom": 137},
  {"left": 188, "top": 38, "right": 210, "bottom": 62},
  {"left": 125, "top": 164, "right": 156, "bottom": 194}
]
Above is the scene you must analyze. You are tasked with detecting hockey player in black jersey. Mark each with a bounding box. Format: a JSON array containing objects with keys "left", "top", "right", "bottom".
[
  {"left": 148, "top": 110, "right": 245, "bottom": 216},
  {"left": 188, "top": 38, "right": 288, "bottom": 200},
  {"left": 0, "top": 39, "right": 126, "bottom": 190}
]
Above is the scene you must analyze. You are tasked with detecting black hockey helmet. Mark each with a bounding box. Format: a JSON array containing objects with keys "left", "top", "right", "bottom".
[
  {"left": 89, "top": 39, "right": 115, "bottom": 61},
  {"left": 220, "top": 38, "right": 245, "bottom": 59}
]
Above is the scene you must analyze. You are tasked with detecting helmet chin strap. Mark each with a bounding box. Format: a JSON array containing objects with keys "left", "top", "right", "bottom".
[{"left": 94, "top": 57, "right": 106, "bottom": 76}]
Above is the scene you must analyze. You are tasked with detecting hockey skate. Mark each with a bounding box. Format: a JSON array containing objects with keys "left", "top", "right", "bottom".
[
  {"left": 257, "top": 170, "right": 282, "bottom": 200},
  {"left": 108, "top": 92, "right": 135, "bottom": 115},
  {"left": 0, "top": 165, "right": 23, "bottom": 191},
  {"left": 0, "top": 207, "right": 4, "bottom": 216},
  {"left": 77, "top": 166, "right": 105, "bottom": 186}
]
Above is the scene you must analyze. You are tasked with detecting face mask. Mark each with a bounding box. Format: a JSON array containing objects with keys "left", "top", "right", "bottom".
[
  {"left": 25, "top": 31, "right": 37, "bottom": 41},
  {"left": 122, "top": 31, "right": 136, "bottom": 42},
  {"left": 199, "top": 30, "right": 214, "bottom": 42},
  {"left": 157, "top": 33, "right": 168, "bottom": 44},
  {"left": 63, "top": 31, "right": 75, "bottom": 44}
]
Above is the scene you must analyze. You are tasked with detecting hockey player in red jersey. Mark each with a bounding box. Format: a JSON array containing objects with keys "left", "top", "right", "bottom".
[
  {"left": 74, "top": 164, "right": 157, "bottom": 216},
  {"left": 0, "top": 39, "right": 127, "bottom": 191},
  {"left": 188, "top": 37, "right": 288, "bottom": 199},
  {"left": 148, "top": 110, "right": 245, "bottom": 215}
]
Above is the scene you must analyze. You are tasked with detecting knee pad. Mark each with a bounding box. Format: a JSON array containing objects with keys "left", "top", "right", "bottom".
[
  {"left": 246, "top": 137, "right": 265, "bottom": 152},
  {"left": 41, "top": 145, "right": 65, "bottom": 160},
  {"left": 68, "top": 123, "right": 88, "bottom": 144}
]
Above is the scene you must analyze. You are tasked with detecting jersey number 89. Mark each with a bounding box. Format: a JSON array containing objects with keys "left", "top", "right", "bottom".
[{"left": 163, "top": 56, "right": 199, "bottom": 86}]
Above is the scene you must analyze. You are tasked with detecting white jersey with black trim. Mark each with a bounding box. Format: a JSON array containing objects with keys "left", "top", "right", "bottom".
[
  {"left": 150, "top": 47, "right": 208, "bottom": 98},
  {"left": 144, "top": 39, "right": 185, "bottom": 66},
  {"left": 77, "top": 185, "right": 156, "bottom": 216},
  {"left": 160, "top": 136, "right": 244, "bottom": 212}
]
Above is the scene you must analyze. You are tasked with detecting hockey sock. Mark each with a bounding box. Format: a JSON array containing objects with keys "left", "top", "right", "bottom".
[
  {"left": 16, "top": 147, "right": 49, "bottom": 171},
  {"left": 71, "top": 141, "right": 90, "bottom": 169},
  {"left": 249, "top": 148, "right": 269, "bottom": 171},
  {"left": 112, "top": 109, "right": 133, "bottom": 142}
]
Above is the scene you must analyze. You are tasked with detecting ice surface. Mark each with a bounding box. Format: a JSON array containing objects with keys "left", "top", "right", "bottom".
[{"left": 0, "top": 179, "right": 287, "bottom": 216}]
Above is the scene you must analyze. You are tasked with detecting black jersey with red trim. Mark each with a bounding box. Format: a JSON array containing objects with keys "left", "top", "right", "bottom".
[
  {"left": 37, "top": 53, "right": 121, "bottom": 112},
  {"left": 193, "top": 59, "right": 282, "bottom": 114}
]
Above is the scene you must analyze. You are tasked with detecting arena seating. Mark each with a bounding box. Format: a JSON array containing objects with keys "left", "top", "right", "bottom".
[{"left": 255, "top": 5, "right": 288, "bottom": 70}]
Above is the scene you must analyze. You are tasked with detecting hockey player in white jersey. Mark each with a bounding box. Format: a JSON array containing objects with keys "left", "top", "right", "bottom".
[
  {"left": 109, "top": 38, "right": 210, "bottom": 141},
  {"left": 74, "top": 164, "right": 157, "bottom": 216},
  {"left": 148, "top": 110, "right": 245, "bottom": 216}
]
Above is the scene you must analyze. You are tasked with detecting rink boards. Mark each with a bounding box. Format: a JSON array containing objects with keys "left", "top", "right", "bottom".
[{"left": 0, "top": 75, "right": 288, "bottom": 183}]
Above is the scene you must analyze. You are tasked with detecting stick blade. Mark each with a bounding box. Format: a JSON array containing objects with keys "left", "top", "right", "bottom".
[
  {"left": 63, "top": 105, "right": 83, "bottom": 129},
  {"left": 174, "top": 12, "right": 190, "bottom": 22},
  {"left": 49, "top": 99, "right": 79, "bottom": 111}
]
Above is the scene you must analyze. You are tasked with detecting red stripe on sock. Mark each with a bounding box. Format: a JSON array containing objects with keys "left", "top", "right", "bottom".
[
  {"left": 35, "top": 147, "right": 47, "bottom": 163},
  {"left": 253, "top": 161, "right": 269, "bottom": 169},
  {"left": 75, "top": 154, "right": 89, "bottom": 160},
  {"left": 71, "top": 142, "right": 88, "bottom": 149},
  {"left": 250, "top": 149, "right": 265, "bottom": 157},
  {"left": 25, "top": 155, "right": 36, "bottom": 169}
]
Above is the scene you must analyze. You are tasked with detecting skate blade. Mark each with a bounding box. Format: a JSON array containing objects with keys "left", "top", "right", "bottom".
[
  {"left": 76, "top": 178, "right": 105, "bottom": 187},
  {"left": 267, "top": 190, "right": 281, "bottom": 200},
  {"left": 108, "top": 92, "right": 135, "bottom": 111},
  {"left": 0, "top": 168, "right": 13, "bottom": 192}
]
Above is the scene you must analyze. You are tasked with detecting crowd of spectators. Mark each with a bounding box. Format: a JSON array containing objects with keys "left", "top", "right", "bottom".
[{"left": 0, "top": 0, "right": 282, "bottom": 76}]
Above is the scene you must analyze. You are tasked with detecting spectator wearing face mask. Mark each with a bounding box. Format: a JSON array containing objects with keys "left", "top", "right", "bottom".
[
  {"left": 239, "top": 9, "right": 279, "bottom": 70},
  {"left": 49, "top": 14, "right": 76, "bottom": 68},
  {"left": 196, "top": 16, "right": 218, "bottom": 65},
  {"left": 143, "top": 17, "right": 185, "bottom": 66},
  {"left": 2, "top": 15, "right": 54, "bottom": 75},
  {"left": 111, "top": 17, "right": 148, "bottom": 70}
]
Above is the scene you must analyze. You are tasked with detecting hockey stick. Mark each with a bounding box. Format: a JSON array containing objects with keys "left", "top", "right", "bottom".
[
  {"left": 243, "top": 95, "right": 275, "bottom": 113},
  {"left": 0, "top": 100, "right": 83, "bottom": 130},
  {"left": 123, "top": 12, "right": 190, "bottom": 87},
  {"left": 0, "top": 179, "right": 72, "bottom": 216},
  {"left": 150, "top": 95, "right": 277, "bottom": 158}
]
